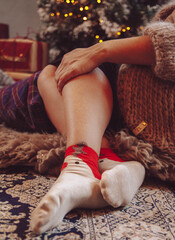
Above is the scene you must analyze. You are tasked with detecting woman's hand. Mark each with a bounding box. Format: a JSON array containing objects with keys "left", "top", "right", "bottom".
[
  {"left": 55, "top": 44, "right": 104, "bottom": 92},
  {"left": 55, "top": 36, "right": 156, "bottom": 92}
]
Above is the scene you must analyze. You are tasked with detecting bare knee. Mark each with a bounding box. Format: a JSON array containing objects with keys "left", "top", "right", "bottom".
[
  {"left": 37, "top": 65, "right": 66, "bottom": 135},
  {"left": 37, "top": 65, "right": 57, "bottom": 96},
  {"left": 63, "top": 67, "right": 113, "bottom": 101},
  {"left": 62, "top": 68, "right": 114, "bottom": 145},
  {"left": 91, "top": 67, "right": 112, "bottom": 94}
]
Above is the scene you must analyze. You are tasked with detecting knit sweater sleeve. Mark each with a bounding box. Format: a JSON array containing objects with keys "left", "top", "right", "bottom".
[{"left": 143, "top": 21, "right": 175, "bottom": 82}]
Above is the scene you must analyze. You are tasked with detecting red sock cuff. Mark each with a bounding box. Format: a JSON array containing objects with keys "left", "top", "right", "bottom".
[
  {"left": 64, "top": 145, "right": 101, "bottom": 179},
  {"left": 99, "top": 148, "right": 125, "bottom": 162}
]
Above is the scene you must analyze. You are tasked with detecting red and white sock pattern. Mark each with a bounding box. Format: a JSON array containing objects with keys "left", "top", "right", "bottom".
[
  {"left": 99, "top": 148, "right": 145, "bottom": 209},
  {"left": 62, "top": 144, "right": 101, "bottom": 179},
  {"left": 99, "top": 148, "right": 124, "bottom": 162},
  {"left": 98, "top": 148, "right": 125, "bottom": 174},
  {"left": 30, "top": 144, "right": 107, "bottom": 234}
]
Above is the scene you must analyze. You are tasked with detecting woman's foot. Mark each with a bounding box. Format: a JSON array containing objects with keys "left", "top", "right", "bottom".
[
  {"left": 99, "top": 161, "right": 145, "bottom": 208},
  {"left": 30, "top": 147, "right": 107, "bottom": 234}
]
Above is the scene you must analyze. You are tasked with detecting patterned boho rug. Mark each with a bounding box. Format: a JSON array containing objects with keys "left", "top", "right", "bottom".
[{"left": 0, "top": 166, "right": 175, "bottom": 240}]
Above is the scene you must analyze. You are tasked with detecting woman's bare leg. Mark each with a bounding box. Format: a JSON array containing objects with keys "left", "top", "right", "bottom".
[
  {"left": 30, "top": 65, "right": 113, "bottom": 234},
  {"left": 36, "top": 65, "right": 66, "bottom": 135},
  {"left": 30, "top": 65, "right": 145, "bottom": 234},
  {"left": 37, "top": 65, "right": 112, "bottom": 153}
]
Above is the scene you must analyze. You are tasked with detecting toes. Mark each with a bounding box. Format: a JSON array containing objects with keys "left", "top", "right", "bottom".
[
  {"left": 30, "top": 195, "right": 60, "bottom": 234},
  {"left": 30, "top": 217, "right": 46, "bottom": 235}
]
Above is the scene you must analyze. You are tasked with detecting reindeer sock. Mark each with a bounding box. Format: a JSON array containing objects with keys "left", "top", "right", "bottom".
[
  {"left": 30, "top": 144, "right": 107, "bottom": 234},
  {"left": 98, "top": 148, "right": 145, "bottom": 208},
  {"left": 61, "top": 144, "right": 101, "bottom": 179},
  {"left": 98, "top": 148, "right": 124, "bottom": 173}
]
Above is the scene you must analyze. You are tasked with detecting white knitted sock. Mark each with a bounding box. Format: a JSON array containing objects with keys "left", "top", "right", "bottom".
[
  {"left": 30, "top": 155, "right": 107, "bottom": 234},
  {"left": 99, "top": 160, "right": 145, "bottom": 208}
]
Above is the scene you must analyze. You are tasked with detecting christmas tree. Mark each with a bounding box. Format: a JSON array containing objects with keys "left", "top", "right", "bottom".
[{"left": 37, "top": 0, "right": 166, "bottom": 61}]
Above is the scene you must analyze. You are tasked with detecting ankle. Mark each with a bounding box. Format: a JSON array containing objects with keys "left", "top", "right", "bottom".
[
  {"left": 101, "top": 137, "right": 110, "bottom": 148},
  {"left": 62, "top": 144, "right": 101, "bottom": 179},
  {"left": 99, "top": 148, "right": 124, "bottom": 162}
]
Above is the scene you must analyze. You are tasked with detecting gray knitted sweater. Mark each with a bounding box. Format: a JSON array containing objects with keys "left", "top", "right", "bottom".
[
  {"left": 116, "top": 1, "right": 175, "bottom": 181},
  {"left": 144, "top": 0, "right": 175, "bottom": 82}
]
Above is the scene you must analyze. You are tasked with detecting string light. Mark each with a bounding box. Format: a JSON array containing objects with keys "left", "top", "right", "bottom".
[
  {"left": 46, "top": 0, "right": 137, "bottom": 57},
  {"left": 116, "top": 26, "right": 131, "bottom": 36}
]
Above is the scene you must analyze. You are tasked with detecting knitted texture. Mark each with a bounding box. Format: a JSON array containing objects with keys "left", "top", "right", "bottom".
[
  {"left": 152, "top": 0, "right": 175, "bottom": 21},
  {"left": 117, "top": 64, "right": 175, "bottom": 180},
  {"left": 116, "top": 1, "right": 175, "bottom": 181},
  {"left": 110, "top": 129, "right": 175, "bottom": 182},
  {"left": 143, "top": 1, "right": 175, "bottom": 82},
  {"left": 144, "top": 22, "right": 175, "bottom": 81}
]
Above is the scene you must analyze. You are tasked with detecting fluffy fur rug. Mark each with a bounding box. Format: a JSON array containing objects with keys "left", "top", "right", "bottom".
[
  {"left": 0, "top": 124, "right": 66, "bottom": 177},
  {"left": 0, "top": 70, "right": 174, "bottom": 182},
  {"left": 0, "top": 124, "right": 174, "bottom": 182}
]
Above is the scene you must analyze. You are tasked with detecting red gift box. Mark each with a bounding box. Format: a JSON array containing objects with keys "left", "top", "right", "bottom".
[
  {"left": 0, "top": 39, "right": 48, "bottom": 72},
  {"left": 0, "top": 24, "right": 9, "bottom": 39}
]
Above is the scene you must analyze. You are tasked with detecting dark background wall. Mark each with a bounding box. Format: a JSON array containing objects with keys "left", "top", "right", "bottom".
[{"left": 0, "top": 0, "right": 40, "bottom": 39}]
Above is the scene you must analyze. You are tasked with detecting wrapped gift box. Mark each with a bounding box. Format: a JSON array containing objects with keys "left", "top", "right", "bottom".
[
  {"left": 0, "top": 24, "right": 9, "bottom": 39},
  {"left": 0, "top": 38, "right": 48, "bottom": 72}
]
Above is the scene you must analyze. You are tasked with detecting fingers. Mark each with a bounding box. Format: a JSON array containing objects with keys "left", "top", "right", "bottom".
[
  {"left": 54, "top": 53, "right": 75, "bottom": 92},
  {"left": 57, "top": 73, "right": 72, "bottom": 92},
  {"left": 55, "top": 63, "right": 68, "bottom": 92},
  {"left": 55, "top": 59, "right": 82, "bottom": 92},
  {"left": 54, "top": 47, "right": 94, "bottom": 92},
  {"left": 55, "top": 64, "right": 78, "bottom": 92}
]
